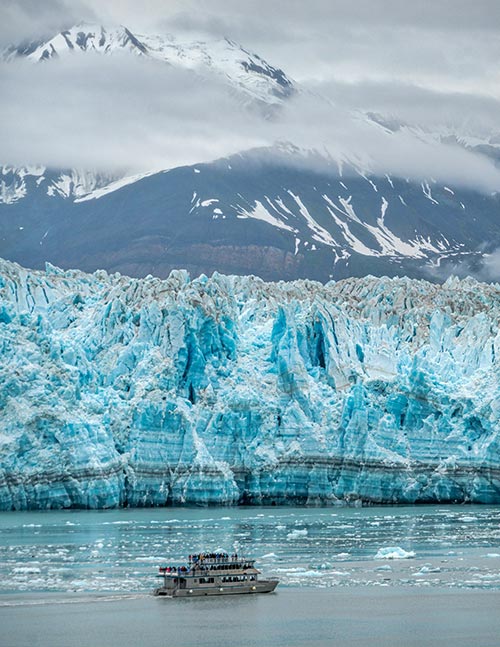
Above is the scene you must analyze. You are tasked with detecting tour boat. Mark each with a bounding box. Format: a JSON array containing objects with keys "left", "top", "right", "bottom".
[{"left": 154, "top": 551, "right": 279, "bottom": 597}]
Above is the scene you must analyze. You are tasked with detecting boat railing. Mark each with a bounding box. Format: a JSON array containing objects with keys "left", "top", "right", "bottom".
[
  {"left": 188, "top": 555, "right": 253, "bottom": 565},
  {"left": 159, "top": 558, "right": 255, "bottom": 575}
]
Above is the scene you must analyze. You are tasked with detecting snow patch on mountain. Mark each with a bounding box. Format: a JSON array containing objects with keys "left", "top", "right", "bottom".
[
  {"left": 0, "top": 166, "right": 44, "bottom": 204},
  {"left": 236, "top": 199, "right": 297, "bottom": 233},
  {"left": 0, "top": 167, "right": 120, "bottom": 204},
  {"left": 74, "top": 170, "right": 160, "bottom": 202}
]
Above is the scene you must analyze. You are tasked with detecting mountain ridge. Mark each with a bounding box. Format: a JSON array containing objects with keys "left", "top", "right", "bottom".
[
  {"left": 1, "top": 22, "right": 499, "bottom": 282},
  {"left": 2, "top": 149, "right": 498, "bottom": 283},
  {"left": 3, "top": 22, "right": 294, "bottom": 107}
]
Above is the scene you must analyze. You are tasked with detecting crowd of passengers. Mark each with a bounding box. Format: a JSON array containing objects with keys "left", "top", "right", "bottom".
[
  {"left": 159, "top": 552, "right": 252, "bottom": 575},
  {"left": 192, "top": 562, "right": 251, "bottom": 572},
  {"left": 188, "top": 553, "right": 240, "bottom": 563}
]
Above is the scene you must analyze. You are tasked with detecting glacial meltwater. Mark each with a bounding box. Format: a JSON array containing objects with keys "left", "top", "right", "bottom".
[
  {"left": 2, "top": 505, "right": 500, "bottom": 647},
  {"left": 1, "top": 505, "right": 500, "bottom": 594}
]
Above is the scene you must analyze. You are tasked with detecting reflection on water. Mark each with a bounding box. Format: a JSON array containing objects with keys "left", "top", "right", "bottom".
[{"left": 0, "top": 506, "right": 499, "bottom": 593}]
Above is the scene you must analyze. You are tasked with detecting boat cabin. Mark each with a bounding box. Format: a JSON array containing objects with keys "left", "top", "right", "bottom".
[{"left": 155, "top": 551, "right": 277, "bottom": 597}]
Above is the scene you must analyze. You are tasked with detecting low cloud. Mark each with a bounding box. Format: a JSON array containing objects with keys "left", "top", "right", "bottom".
[
  {"left": 0, "top": 55, "right": 267, "bottom": 173},
  {"left": 0, "top": 0, "right": 94, "bottom": 47},
  {"left": 482, "top": 249, "right": 500, "bottom": 282},
  {"left": 2, "top": 53, "right": 500, "bottom": 193},
  {"left": 1, "top": 1, "right": 500, "bottom": 193},
  {"left": 276, "top": 93, "right": 500, "bottom": 192},
  {"left": 423, "top": 248, "right": 500, "bottom": 284}
]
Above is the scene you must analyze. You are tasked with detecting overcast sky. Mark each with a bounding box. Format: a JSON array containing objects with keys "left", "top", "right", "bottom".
[{"left": 1, "top": 0, "right": 500, "bottom": 190}]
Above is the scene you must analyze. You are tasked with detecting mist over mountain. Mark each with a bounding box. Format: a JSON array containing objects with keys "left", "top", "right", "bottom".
[{"left": 1, "top": 4, "right": 500, "bottom": 281}]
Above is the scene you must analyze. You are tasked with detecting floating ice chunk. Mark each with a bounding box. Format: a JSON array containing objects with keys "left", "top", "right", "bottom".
[
  {"left": 316, "top": 562, "right": 332, "bottom": 570},
  {"left": 286, "top": 529, "right": 308, "bottom": 540},
  {"left": 374, "top": 547, "right": 415, "bottom": 560},
  {"left": 13, "top": 566, "right": 41, "bottom": 574},
  {"left": 415, "top": 564, "right": 441, "bottom": 574},
  {"left": 298, "top": 570, "right": 325, "bottom": 577}
]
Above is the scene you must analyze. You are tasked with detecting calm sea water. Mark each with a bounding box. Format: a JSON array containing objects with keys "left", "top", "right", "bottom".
[
  {"left": 2, "top": 588, "right": 500, "bottom": 647},
  {"left": 0, "top": 505, "right": 499, "bottom": 593}
]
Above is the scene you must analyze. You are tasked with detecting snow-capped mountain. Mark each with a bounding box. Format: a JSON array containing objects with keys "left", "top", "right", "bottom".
[
  {"left": 4, "top": 23, "right": 294, "bottom": 106},
  {"left": 2, "top": 149, "right": 499, "bottom": 282},
  {"left": 1, "top": 23, "right": 499, "bottom": 282}
]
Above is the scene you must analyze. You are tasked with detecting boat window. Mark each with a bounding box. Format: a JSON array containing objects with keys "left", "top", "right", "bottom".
[{"left": 221, "top": 576, "right": 248, "bottom": 583}]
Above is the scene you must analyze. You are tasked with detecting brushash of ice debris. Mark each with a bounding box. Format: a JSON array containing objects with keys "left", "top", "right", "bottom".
[
  {"left": 375, "top": 547, "right": 416, "bottom": 560},
  {"left": 1, "top": 258, "right": 500, "bottom": 509}
]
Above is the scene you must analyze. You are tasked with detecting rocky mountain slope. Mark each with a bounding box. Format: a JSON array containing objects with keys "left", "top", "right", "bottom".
[{"left": 2, "top": 150, "right": 499, "bottom": 282}]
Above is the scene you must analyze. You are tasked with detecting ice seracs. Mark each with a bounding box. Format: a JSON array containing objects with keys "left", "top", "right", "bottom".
[{"left": 1, "top": 259, "right": 500, "bottom": 510}]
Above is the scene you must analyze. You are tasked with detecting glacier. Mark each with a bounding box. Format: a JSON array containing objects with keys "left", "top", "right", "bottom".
[{"left": 0, "top": 258, "right": 500, "bottom": 510}]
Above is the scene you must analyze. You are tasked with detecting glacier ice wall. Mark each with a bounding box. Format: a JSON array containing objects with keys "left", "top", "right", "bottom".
[{"left": 1, "top": 258, "right": 500, "bottom": 509}]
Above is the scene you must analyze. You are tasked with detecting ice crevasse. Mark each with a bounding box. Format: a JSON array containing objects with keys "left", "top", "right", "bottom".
[{"left": 0, "top": 257, "right": 499, "bottom": 510}]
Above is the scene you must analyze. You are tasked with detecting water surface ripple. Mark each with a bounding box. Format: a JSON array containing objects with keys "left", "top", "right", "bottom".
[{"left": 0, "top": 505, "right": 499, "bottom": 594}]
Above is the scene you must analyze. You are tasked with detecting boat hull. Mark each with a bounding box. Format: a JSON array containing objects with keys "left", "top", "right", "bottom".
[{"left": 154, "top": 579, "right": 279, "bottom": 598}]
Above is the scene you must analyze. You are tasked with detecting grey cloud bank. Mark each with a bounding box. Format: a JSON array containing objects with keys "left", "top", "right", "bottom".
[
  {"left": 0, "top": 55, "right": 268, "bottom": 172},
  {"left": 1, "top": 0, "right": 499, "bottom": 191}
]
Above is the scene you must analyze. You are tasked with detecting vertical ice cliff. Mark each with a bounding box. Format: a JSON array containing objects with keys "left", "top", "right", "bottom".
[{"left": 0, "top": 258, "right": 499, "bottom": 509}]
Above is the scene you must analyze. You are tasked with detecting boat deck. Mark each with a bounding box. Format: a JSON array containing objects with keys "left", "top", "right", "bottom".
[{"left": 154, "top": 553, "right": 278, "bottom": 597}]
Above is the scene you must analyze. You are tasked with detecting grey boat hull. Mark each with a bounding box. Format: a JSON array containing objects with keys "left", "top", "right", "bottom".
[{"left": 154, "top": 579, "right": 279, "bottom": 598}]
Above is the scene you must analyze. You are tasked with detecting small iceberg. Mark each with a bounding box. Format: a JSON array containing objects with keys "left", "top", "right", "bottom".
[
  {"left": 374, "top": 546, "right": 415, "bottom": 560},
  {"left": 287, "top": 529, "right": 308, "bottom": 540},
  {"left": 13, "top": 566, "right": 41, "bottom": 574}
]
